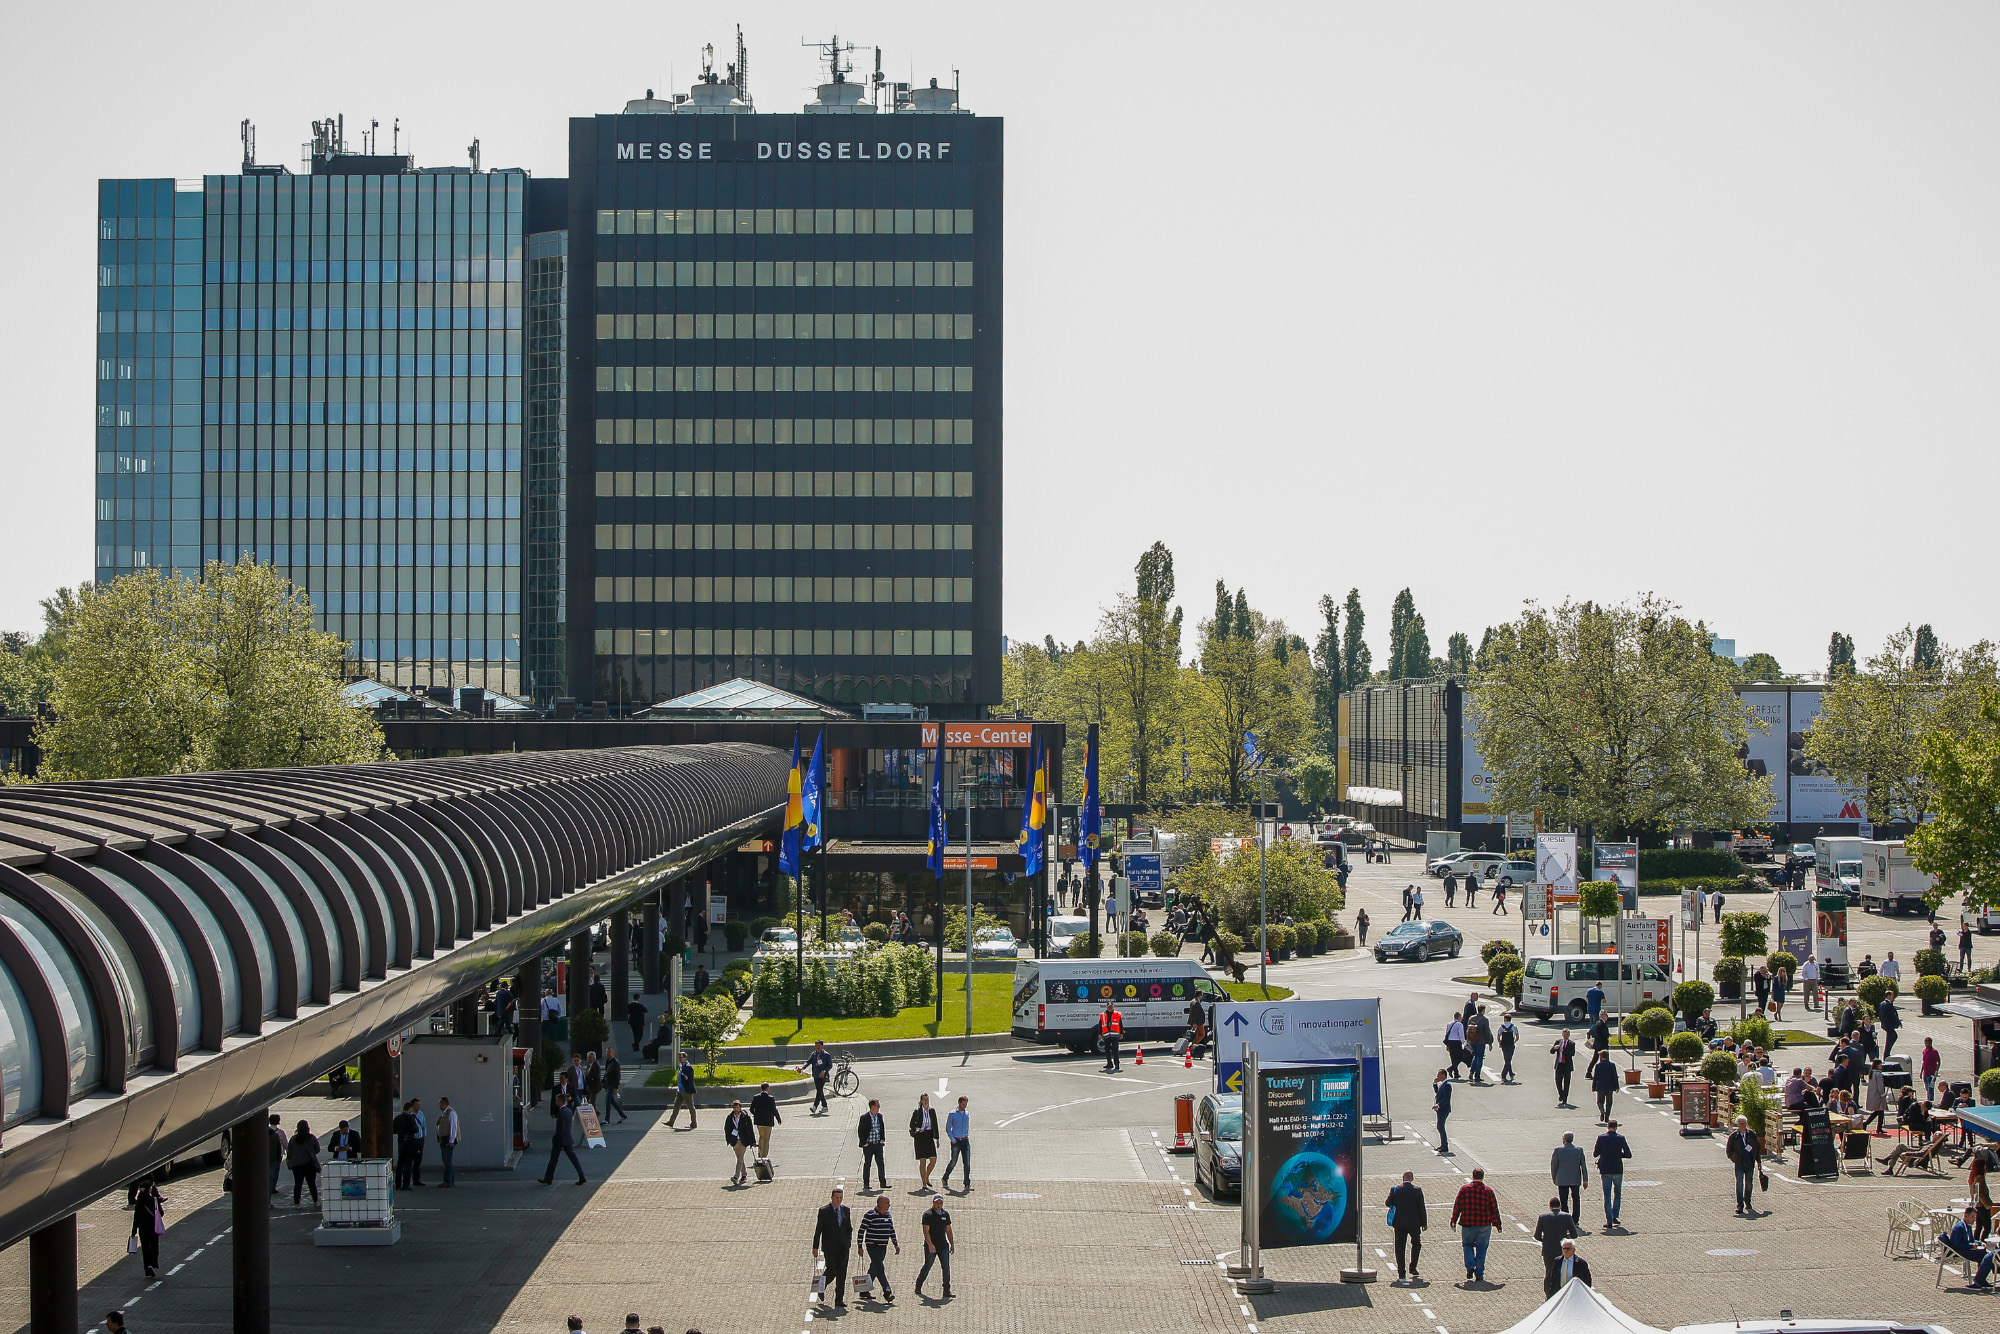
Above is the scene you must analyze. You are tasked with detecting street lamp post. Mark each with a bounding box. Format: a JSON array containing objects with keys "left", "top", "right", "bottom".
[
  {"left": 961, "top": 777, "right": 977, "bottom": 1050},
  {"left": 1259, "top": 767, "right": 1269, "bottom": 993}
]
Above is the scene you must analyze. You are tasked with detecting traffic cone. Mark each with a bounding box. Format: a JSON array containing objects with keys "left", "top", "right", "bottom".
[
  {"left": 1184, "top": 1048, "right": 1194, "bottom": 1069},
  {"left": 1134, "top": 1046, "right": 1145, "bottom": 1065}
]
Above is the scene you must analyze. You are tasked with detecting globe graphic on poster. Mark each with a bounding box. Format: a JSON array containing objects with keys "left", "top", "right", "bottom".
[{"left": 1269, "top": 1151, "right": 1345, "bottom": 1244}]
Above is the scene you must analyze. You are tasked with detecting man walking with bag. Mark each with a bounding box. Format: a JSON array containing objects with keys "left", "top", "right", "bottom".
[
  {"left": 1726, "top": 1115, "right": 1763, "bottom": 1215},
  {"left": 725, "top": 1100, "right": 756, "bottom": 1184},
  {"left": 813, "top": 1187, "right": 854, "bottom": 1309},
  {"left": 667, "top": 1054, "right": 698, "bottom": 1130},
  {"left": 1385, "top": 1170, "right": 1427, "bottom": 1285},
  {"left": 751, "top": 1081, "right": 783, "bottom": 1161},
  {"left": 1550, "top": 1030, "right": 1577, "bottom": 1107}
]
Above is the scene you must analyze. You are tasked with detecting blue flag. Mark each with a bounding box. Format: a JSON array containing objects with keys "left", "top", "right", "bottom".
[
  {"left": 1079, "top": 730, "right": 1101, "bottom": 869},
  {"left": 778, "top": 729, "right": 805, "bottom": 878},
  {"left": 1016, "top": 738, "right": 1047, "bottom": 878},
  {"left": 802, "top": 732, "right": 826, "bottom": 852},
  {"left": 925, "top": 722, "right": 948, "bottom": 878}
]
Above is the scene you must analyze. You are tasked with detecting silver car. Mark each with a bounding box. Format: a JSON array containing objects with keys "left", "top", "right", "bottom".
[{"left": 971, "top": 926, "right": 1020, "bottom": 959}]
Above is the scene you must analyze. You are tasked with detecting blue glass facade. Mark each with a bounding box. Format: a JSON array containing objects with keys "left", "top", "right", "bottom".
[
  {"left": 94, "top": 180, "right": 205, "bottom": 581},
  {"left": 97, "top": 164, "right": 529, "bottom": 697}
]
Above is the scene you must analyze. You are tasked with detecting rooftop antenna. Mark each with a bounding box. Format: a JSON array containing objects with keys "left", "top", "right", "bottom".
[
  {"left": 701, "top": 41, "right": 715, "bottom": 82},
  {"left": 368, "top": 118, "right": 379, "bottom": 154},
  {"left": 803, "top": 34, "right": 856, "bottom": 84},
  {"left": 735, "top": 24, "right": 751, "bottom": 105},
  {"left": 392, "top": 118, "right": 400, "bottom": 154},
  {"left": 467, "top": 136, "right": 481, "bottom": 172},
  {"left": 240, "top": 118, "right": 256, "bottom": 168},
  {"left": 872, "top": 46, "right": 884, "bottom": 108}
]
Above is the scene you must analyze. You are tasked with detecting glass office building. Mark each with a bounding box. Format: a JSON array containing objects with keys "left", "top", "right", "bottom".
[
  {"left": 99, "top": 140, "right": 528, "bottom": 697},
  {"left": 568, "top": 69, "right": 1004, "bottom": 713}
]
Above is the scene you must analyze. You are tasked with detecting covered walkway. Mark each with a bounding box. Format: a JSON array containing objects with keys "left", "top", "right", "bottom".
[{"left": 0, "top": 742, "right": 789, "bottom": 1332}]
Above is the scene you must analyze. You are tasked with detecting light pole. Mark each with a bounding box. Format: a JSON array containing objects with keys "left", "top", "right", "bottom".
[
  {"left": 1258, "top": 765, "right": 1269, "bottom": 993},
  {"left": 960, "top": 776, "right": 977, "bottom": 1049}
]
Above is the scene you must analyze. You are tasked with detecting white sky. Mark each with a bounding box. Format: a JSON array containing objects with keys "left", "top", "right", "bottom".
[{"left": 4, "top": 2, "right": 1996, "bottom": 676}]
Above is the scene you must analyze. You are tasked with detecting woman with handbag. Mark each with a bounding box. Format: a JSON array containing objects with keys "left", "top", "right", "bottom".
[
  {"left": 287, "top": 1120, "right": 322, "bottom": 1207},
  {"left": 909, "top": 1094, "right": 939, "bottom": 1191},
  {"left": 129, "top": 1176, "right": 166, "bottom": 1278}
]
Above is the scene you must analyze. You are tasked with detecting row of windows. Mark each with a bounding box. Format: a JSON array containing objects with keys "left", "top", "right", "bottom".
[
  {"left": 214, "top": 354, "right": 523, "bottom": 379},
  {"left": 212, "top": 306, "right": 518, "bottom": 333},
  {"left": 596, "top": 259, "right": 972, "bottom": 288},
  {"left": 596, "top": 469, "right": 971, "bottom": 498},
  {"left": 596, "top": 310, "right": 976, "bottom": 342},
  {"left": 596, "top": 574, "right": 973, "bottom": 604},
  {"left": 595, "top": 417, "right": 973, "bottom": 446},
  {"left": 594, "top": 522, "right": 973, "bottom": 552},
  {"left": 319, "top": 590, "right": 519, "bottom": 614},
  {"left": 597, "top": 364, "right": 971, "bottom": 395},
  {"left": 207, "top": 496, "right": 523, "bottom": 520},
  {"left": 596, "top": 627, "right": 976, "bottom": 658},
  {"left": 599, "top": 208, "right": 971, "bottom": 236}
]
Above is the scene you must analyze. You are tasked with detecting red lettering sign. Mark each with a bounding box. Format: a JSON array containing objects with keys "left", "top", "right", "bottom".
[{"left": 919, "top": 723, "right": 1036, "bottom": 748}]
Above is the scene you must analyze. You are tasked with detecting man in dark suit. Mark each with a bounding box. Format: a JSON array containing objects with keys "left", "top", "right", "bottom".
[
  {"left": 392, "top": 1101, "right": 421, "bottom": 1189},
  {"left": 813, "top": 1187, "right": 855, "bottom": 1309},
  {"left": 1535, "top": 1196, "right": 1579, "bottom": 1295},
  {"left": 538, "top": 1091, "right": 587, "bottom": 1186},
  {"left": 1550, "top": 1031, "right": 1578, "bottom": 1107},
  {"left": 1384, "top": 1170, "right": 1427, "bottom": 1284},
  {"left": 1549, "top": 1238, "right": 1593, "bottom": 1291},
  {"left": 724, "top": 1100, "right": 756, "bottom": 1185},
  {"left": 857, "top": 1098, "right": 890, "bottom": 1193}
]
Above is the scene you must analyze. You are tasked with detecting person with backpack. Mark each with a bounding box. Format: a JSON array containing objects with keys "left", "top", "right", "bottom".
[
  {"left": 286, "top": 1120, "right": 322, "bottom": 1207},
  {"left": 129, "top": 1177, "right": 166, "bottom": 1278},
  {"left": 1498, "top": 1013, "right": 1520, "bottom": 1084}
]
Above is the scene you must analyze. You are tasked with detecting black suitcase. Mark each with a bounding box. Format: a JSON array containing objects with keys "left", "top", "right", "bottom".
[{"left": 754, "top": 1157, "right": 775, "bottom": 1182}]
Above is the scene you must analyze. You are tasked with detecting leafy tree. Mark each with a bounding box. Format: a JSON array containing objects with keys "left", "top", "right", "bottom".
[
  {"left": 1388, "top": 589, "right": 1417, "bottom": 680},
  {"left": 1185, "top": 594, "right": 1310, "bottom": 804},
  {"left": 1805, "top": 625, "right": 1999, "bottom": 826},
  {"left": 944, "top": 904, "right": 1006, "bottom": 951},
  {"left": 1094, "top": 543, "right": 1183, "bottom": 805},
  {"left": 1402, "top": 613, "right": 1432, "bottom": 680},
  {"left": 1827, "top": 631, "right": 1856, "bottom": 678},
  {"left": 1447, "top": 633, "right": 1474, "bottom": 675},
  {"left": 1476, "top": 624, "right": 1515, "bottom": 671},
  {"left": 1209, "top": 837, "right": 1344, "bottom": 934},
  {"left": 34, "top": 560, "right": 384, "bottom": 781},
  {"left": 1341, "top": 589, "right": 1370, "bottom": 687},
  {"left": 1739, "top": 652, "right": 1783, "bottom": 683},
  {"left": 1211, "top": 581, "right": 1235, "bottom": 644},
  {"left": 1914, "top": 624, "right": 1941, "bottom": 673},
  {"left": 1469, "top": 596, "right": 1772, "bottom": 840},
  {"left": 1720, "top": 912, "right": 1770, "bottom": 959},
  {"left": 1310, "top": 594, "right": 1343, "bottom": 756},
  {"left": 675, "top": 990, "right": 739, "bottom": 1076},
  {"left": 1292, "top": 754, "right": 1338, "bottom": 811},
  {"left": 1907, "top": 688, "right": 2000, "bottom": 912}
]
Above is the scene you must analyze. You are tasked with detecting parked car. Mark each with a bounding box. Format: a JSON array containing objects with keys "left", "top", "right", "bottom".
[
  {"left": 755, "top": 926, "right": 799, "bottom": 955},
  {"left": 1193, "top": 1092, "right": 1243, "bottom": 1198},
  {"left": 1373, "top": 919, "right": 1463, "bottom": 963},
  {"left": 1047, "top": 916, "right": 1092, "bottom": 953},
  {"left": 1428, "top": 852, "right": 1506, "bottom": 878},
  {"left": 971, "top": 926, "right": 1021, "bottom": 959},
  {"left": 1495, "top": 859, "right": 1538, "bottom": 887}
]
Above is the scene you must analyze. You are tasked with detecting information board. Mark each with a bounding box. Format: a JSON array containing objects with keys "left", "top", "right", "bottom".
[
  {"left": 1796, "top": 1104, "right": 1837, "bottom": 1177},
  {"left": 1619, "top": 917, "right": 1670, "bottom": 970},
  {"left": 1215, "top": 999, "right": 1385, "bottom": 1117},
  {"left": 1253, "top": 1062, "right": 1363, "bottom": 1249},
  {"left": 1126, "top": 853, "right": 1163, "bottom": 896},
  {"left": 1680, "top": 1078, "right": 1712, "bottom": 1133}
]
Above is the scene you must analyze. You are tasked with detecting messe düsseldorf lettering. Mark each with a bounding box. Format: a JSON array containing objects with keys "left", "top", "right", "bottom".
[{"left": 615, "top": 140, "right": 957, "bottom": 163}]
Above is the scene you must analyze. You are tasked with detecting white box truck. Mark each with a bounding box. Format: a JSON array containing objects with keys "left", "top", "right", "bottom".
[
  {"left": 1857, "top": 839, "right": 1933, "bottom": 915},
  {"left": 1011, "top": 956, "right": 1230, "bottom": 1053},
  {"left": 1814, "top": 836, "right": 1868, "bottom": 900}
]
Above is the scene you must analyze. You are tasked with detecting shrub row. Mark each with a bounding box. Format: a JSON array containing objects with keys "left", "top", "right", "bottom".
[
  {"left": 1625, "top": 848, "right": 1747, "bottom": 880},
  {"left": 750, "top": 943, "right": 937, "bottom": 1019},
  {"left": 1636, "top": 876, "right": 1748, "bottom": 897}
]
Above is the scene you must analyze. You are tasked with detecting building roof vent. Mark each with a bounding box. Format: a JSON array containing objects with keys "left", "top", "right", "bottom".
[
  {"left": 903, "top": 76, "right": 968, "bottom": 114},
  {"left": 802, "top": 33, "right": 879, "bottom": 114}
]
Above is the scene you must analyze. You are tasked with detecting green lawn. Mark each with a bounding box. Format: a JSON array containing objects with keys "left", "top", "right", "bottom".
[
  {"left": 642, "top": 1063, "right": 807, "bottom": 1087},
  {"left": 731, "top": 972, "right": 1015, "bottom": 1048},
  {"left": 1220, "top": 982, "right": 1296, "bottom": 1002}
]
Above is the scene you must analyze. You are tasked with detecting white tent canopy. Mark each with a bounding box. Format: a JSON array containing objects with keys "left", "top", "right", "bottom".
[{"left": 1493, "top": 1280, "right": 1666, "bottom": 1334}]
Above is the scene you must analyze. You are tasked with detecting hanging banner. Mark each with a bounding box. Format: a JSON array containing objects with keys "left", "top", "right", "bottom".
[
  {"left": 1776, "top": 890, "right": 1813, "bottom": 964},
  {"left": 1215, "top": 1000, "right": 1385, "bottom": 1117},
  {"left": 1253, "top": 1062, "right": 1363, "bottom": 1249},
  {"left": 1813, "top": 895, "right": 1849, "bottom": 969},
  {"left": 1680, "top": 889, "right": 1701, "bottom": 933},
  {"left": 1536, "top": 833, "right": 1579, "bottom": 897}
]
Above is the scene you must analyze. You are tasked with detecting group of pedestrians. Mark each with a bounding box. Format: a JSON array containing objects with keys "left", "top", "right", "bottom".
[
  {"left": 812, "top": 1186, "right": 958, "bottom": 1307},
  {"left": 1382, "top": 1166, "right": 1597, "bottom": 1294}
]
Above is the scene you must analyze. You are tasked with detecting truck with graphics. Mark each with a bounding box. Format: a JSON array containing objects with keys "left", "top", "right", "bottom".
[{"left": 1011, "top": 956, "right": 1229, "bottom": 1053}]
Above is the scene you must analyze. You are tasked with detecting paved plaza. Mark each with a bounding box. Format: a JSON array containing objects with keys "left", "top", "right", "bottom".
[{"left": 9, "top": 852, "right": 2000, "bottom": 1334}]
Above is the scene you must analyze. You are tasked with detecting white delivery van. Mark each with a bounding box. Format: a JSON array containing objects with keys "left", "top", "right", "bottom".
[
  {"left": 1517, "top": 953, "right": 1674, "bottom": 1023},
  {"left": 1813, "top": 836, "right": 1866, "bottom": 899},
  {"left": 1858, "top": 840, "right": 1933, "bottom": 915},
  {"left": 1012, "top": 956, "right": 1230, "bottom": 1053}
]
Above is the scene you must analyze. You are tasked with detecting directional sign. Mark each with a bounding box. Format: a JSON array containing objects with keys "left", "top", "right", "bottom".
[
  {"left": 1222, "top": 1066, "right": 1244, "bottom": 1094},
  {"left": 1222, "top": 1011, "right": 1251, "bottom": 1037},
  {"left": 1214, "top": 999, "right": 1386, "bottom": 1117},
  {"left": 1126, "top": 854, "right": 1163, "bottom": 896}
]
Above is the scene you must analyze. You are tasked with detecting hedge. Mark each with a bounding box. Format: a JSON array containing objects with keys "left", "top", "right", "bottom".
[
  {"left": 1626, "top": 848, "right": 1747, "bottom": 880},
  {"left": 1636, "top": 876, "right": 1747, "bottom": 897},
  {"left": 750, "top": 943, "right": 937, "bottom": 1019}
]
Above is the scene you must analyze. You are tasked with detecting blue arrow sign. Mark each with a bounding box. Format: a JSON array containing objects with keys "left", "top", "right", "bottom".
[{"left": 1222, "top": 1011, "right": 1250, "bottom": 1036}]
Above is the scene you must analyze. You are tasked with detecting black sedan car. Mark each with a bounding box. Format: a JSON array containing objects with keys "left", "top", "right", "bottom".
[
  {"left": 1193, "top": 1093, "right": 1243, "bottom": 1198},
  {"left": 1373, "top": 918, "right": 1463, "bottom": 963}
]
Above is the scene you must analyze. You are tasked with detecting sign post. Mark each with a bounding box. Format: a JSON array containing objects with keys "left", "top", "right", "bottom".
[{"left": 1227, "top": 1049, "right": 1271, "bottom": 1290}]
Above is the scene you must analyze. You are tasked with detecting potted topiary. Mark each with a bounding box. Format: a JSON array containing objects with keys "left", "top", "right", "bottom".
[
  {"left": 1980, "top": 1068, "right": 2000, "bottom": 1106},
  {"left": 1700, "top": 1050, "right": 1739, "bottom": 1089},
  {"left": 1915, "top": 973, "right": 1950, "bottom": 1016},
  {"left": 1712, "top": 956, "right": 1746, "bottom": 1000},
  {"left": 1481, "top": 938, "right": 1520, "bottom": 966},
  {"left": 864, "top": 922, "right": 891, "bottom": 944},
  {"left": 568, "top": 1007, "right": 610, "bottom": 1058},
  {"left": 723, "top": 919, "right": 749, "bottom": 951},
  {"left": 1666, "top": 1031, "right": 1707, "bottom": 1065},
  {"left": 1766, "top": 951, "right": 1799, "bottom": 979},
  {"left": 1856, "top": 974, "right": 1897, "bottom": 1009},
  {"left": 1150, "top": 931, "right": 1182, "bottom": 958},
  {"left": 1639, "top": 1009, "right": 1676, "bottom": 1097},
  {"left": 1215, "top": 930, "right": 1243, "bottom": 965},
  {"left": 1498, "top": 967, "right": 1524, "bottom": 1002},
  {"left": 1672, "top": 980, "right": 1715, "bottom": 1027}
]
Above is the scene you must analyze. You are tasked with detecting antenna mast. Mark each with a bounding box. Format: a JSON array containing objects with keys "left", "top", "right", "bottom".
[
  {"left": 467, "top": 137, "right": 482, "bottom": 172},
  {"left": 735, "top": 25, "right": 751, "bottom": 106},
  {"left": 240, "top": 118, "right": 256, "bottom": 168},
  {"left": 803, "top": 34, "right": 856, "bottom": 84}
]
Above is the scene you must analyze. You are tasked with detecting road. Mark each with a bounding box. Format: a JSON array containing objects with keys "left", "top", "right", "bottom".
[{"left": 7, "top": 848, "right": 1998, "bottom": 1334}]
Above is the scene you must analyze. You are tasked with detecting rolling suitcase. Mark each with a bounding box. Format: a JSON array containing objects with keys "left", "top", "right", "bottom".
[{"left": 754, "top": 1156, "right": 775, "bottom": 1182}]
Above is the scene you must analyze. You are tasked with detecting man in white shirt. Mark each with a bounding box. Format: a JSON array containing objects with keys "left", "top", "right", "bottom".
[
  {"left": 1881, "top": 952, "right": 1903, "bottom": 981},
  {"left": 1800, "top": 955, "right": 1821, "bottom": 1011},
  {"left": 436, "top": 1097, "right": 461, "bottom": 1187}
]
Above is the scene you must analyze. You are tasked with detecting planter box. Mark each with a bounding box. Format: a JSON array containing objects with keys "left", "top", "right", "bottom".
[
  {"left": 1647, "top": 1082, "right": 1666, "bottom": 1100},
  {"left": 1719, "top": 980, "right": 1743, "bottom": 999},
  {"left": 1624, "top": 1068, "right": 1642, "bottom": 1086},
  {"left": 1330, "top": 934, "right": 1356, "bottom": 951}
]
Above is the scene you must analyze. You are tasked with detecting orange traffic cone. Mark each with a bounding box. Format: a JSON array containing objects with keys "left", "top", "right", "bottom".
[
  {"left": 1134, "top": 1046, "right": 1144, "bottom": 1065},
  {"left": 1184, "top": 1048, "right": 1194, "bottom": 1068}
]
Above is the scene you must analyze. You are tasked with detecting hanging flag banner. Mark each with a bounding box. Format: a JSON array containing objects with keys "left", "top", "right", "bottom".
[
  {"left": 1537, "top": 832, "right": 1579, "bottom": 901},
  {"left": 1253, "top": 1061, "right": 1363, "bottom": 1249}
]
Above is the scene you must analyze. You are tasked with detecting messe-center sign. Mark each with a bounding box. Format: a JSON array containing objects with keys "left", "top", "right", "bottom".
[{"left": 920, "top": 723, "right": 1035, "bottom": 748}]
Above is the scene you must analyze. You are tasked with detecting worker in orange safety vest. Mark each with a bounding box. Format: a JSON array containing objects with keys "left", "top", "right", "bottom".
[{"left": 1099, "top": 999, "right": 1124, "bottom": 1072}]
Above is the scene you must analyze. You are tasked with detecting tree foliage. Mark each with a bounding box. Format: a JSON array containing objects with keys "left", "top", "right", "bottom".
[
  {"left": 1468, "top": 596, "right": 1771, "bottom": 839},
  {"left": 1827, "top": 631, "right": 1856, "bottom": 678},
  {"left": 1309, "top": 594, "right": 1342, "bottom": 758},
  {"left": 33, "top": 560, "right": 384, "bottom": 781},
  {"left": 1739, "top": 652, "right": 1783, "bottom": 683},
  {"left": 1341, "top": 589, "right": 1371, "bottom": 688},
  {"left": 1908, "top": 688, "right": 2000, "bottom": 911},
  {"left": 1209, "top": 837, "right": 1344, "bottom": 935},
  {"left": 1186, "top": 590, "right": 1311, "bottom": 804},
  {"left": 1447, "top": 633, "right": 1473, "bottom": 675},
  {"left": 1804, "top": 625, "right": 1999, "bottom": 826}
]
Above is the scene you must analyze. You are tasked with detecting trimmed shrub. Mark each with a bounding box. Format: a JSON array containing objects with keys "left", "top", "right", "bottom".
[
  {"left": 1637, "top": 1008, "right": 1677, "bottom": 1044},
  {"left": 1915, "top": 948, "right": 1948, "bottom": 977},
  {"left": 568, "top": 1007, "right": 610, "bottom": 1056},
  {"left": 1672, "top": 980, "right": 1715, "bottom": 1018},
  {"left": 1980, "top": 1068, "right": 2000, "bottom": 1105},
  {"left": 1498, "top": 967, "right": 1523, "bottom": 1000},
  {"left": 1214, "top": 929, "right": 1243, "bottom": 960},
  {"left": 863, "top": 922, "right": 891, "bottom": 944},
  {"left": 1915, "top": 974, "right": 1950, "bottom": 1005},
  {"left": 1766, "top": 952, "right": 1798, "bottom": 977},
  {"left": 1482, "top": 939, "right": 1520, "bottom": 965},
  {"left": 1729, "top": 1016, "right": 1773, "bottom": 1050},
  {"left": 1857, "top": 974, "right": 1898, "bottom": 1007},
  {"left": 1635, "top": 875, "right": 1744, "bottom": 897},
  {"left": 1068, "top": 933, "right": 1105, "bottom": 959},
  {"left": 1317, "top": 920, "right": 1342, "bottom": 948},
  {"left": 1579, "top": 882, "right": 1622, "bottom": 919},
  {"left": 1488, "top": 952, "right": 1521, "bottom": 989},
  {"left": 1121, "top": 930, "right": 1149, "bottom": 957},
  {"left": 1667, "top": 1031, "right": 1707, "bottom": 1063},
  {"left": 748, "top": 917, "right": 779, "bottom": 936},
  {"left": 1711, "top": 956, "right": 1746, "bottom": 985},
  {"left": 1700, "top": 1052, "right": 1740, "bottom": 1085},
  {"left": 1633, "top": 848, "right": 1747, "bottom": 880},
  {"left": 1150, "top": 931, "right": 1182, "bottom": 958}
]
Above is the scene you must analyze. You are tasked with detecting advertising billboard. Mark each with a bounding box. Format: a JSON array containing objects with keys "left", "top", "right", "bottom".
[
  {"left": 1537, "top": 833, "right": 1579, "bottom": 895},
  {"left": 1461, "top": 703, "right": 1499, "bottom": 825},
  {"left": 1215, "top": 999, "right": 1385, "bottom": 1116},
  {"left": 1594, "top": 843, "right": 1639, "bottom": 891},
  {"left": 1788, "top": 691, "right": 1866, "bottom": 823},
  {"left": 1741, "top": 688, "right": 1790, "bottom": 821},
  {"left": 1813, "top": 894, "right": 1849, "bottom": 968},
  {"left": 1776, "top": 889, "right": 1813, "bottom": 963},
  {"left": 1252, "top": 1062, "right": 1363, "bottom": 1249}
]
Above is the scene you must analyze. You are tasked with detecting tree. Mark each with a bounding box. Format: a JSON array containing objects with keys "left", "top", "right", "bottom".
[
  {"left": 1341, "top": 589, "right": 1370, "bottom": 687},
  {"left": 34, "top": 560, "right": 385, "bottom": 781},
  {"left": 1468, "top": 596, "right": 1772, "bottom": 840},
  {"left": 1094, "top": 544, "right": 1183, "bottom": 805},
  {"left": 1914, "top": 624, "right": 1941, "bottom": 673},
  {"left": 1209, "top": 837, "right": 1344, "bottom": 934},
  {"left": 1402, "top": 614, "right": 1432, "bottom": 680},
  {"left": 1388, "top": 589, "right": 1417, "bottom": 680},
  {"left": 1804, "top": 625, "right": 2000, "bottom": 827},
  {"left": 1309, "top": 595, "right": 1343, "bottom": 756},
  {"left": 1184, "top": 592, "right": 1310, "bottom": 804},
  {"left": 675, "top": 990, "right": 739, "bottom": 1076},
  {"left": 1476, "top": 624, "right": 1514, "bottom": 671},
  {"left": 1827, "top": 632, "right": 1856, "bottom": 679},
  {"left": 1907, "top": 689, "right": 2000, "bottom": 912},
  {"left": 1739, "top": 652, "right": 1783, "bottom": 683},
  {"left": 1292, "top": 754, "right": 1338, "bottom": 811},
  {"left": 1447, "top": 633, "right": 1474, "bottom": 675}
]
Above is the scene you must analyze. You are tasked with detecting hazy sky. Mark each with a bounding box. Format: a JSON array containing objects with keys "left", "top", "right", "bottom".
[{"left": 5, "top": 2, "right": 1996, "bottom": 676}]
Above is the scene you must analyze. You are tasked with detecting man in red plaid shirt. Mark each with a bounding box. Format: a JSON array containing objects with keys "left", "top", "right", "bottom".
[{"left": 1448, "top": 1168, "right": 1501, "bottom": 1283}]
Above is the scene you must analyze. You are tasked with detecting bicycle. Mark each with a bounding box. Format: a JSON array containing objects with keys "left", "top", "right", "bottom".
[{"left": 832, "top": 1050, "right": 859, "bottom": 1099}]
